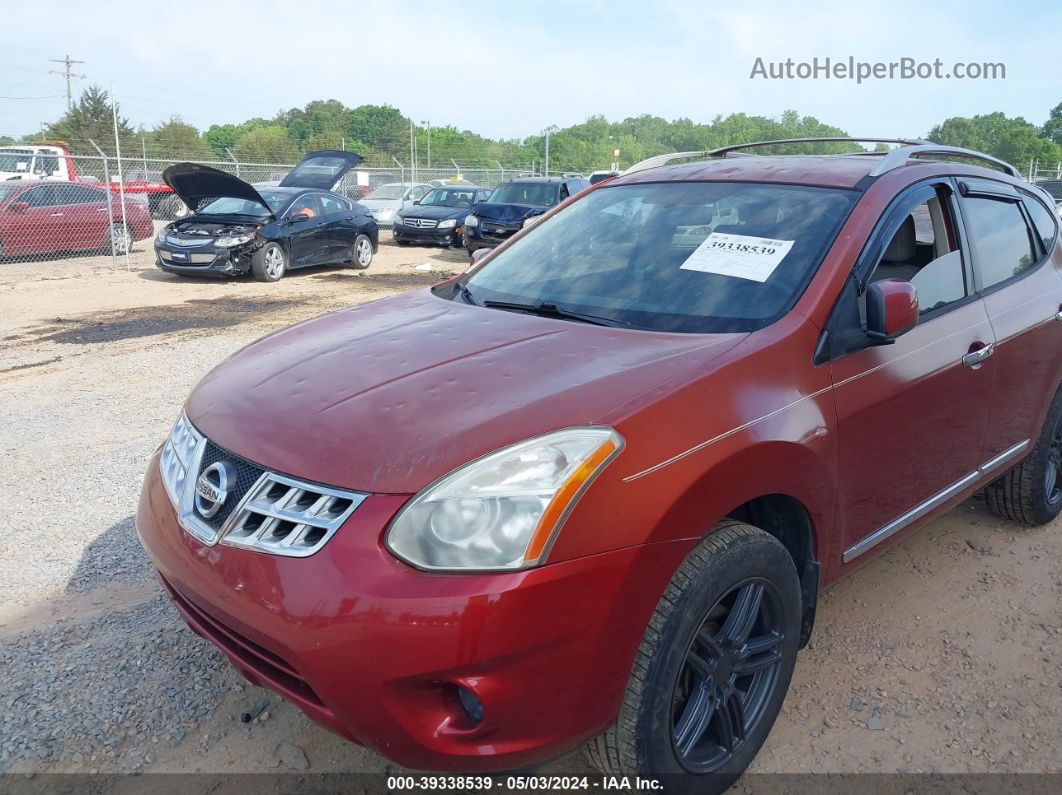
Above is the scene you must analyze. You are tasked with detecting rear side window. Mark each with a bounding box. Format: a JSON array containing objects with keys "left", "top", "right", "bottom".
[
  {"left": 21, "top": 185, "right": 59, "bottom": 207},
  {"left": 962, "top": 197, "right": 1038, "bottom": 290},
  {"left": 319, "top": 193, "right": 347, "bottom": 214},
  {"left": 1021, "top": 193, "right": 1058, "bottom": 253}
]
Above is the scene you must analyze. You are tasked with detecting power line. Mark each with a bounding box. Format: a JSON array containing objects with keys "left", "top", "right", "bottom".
[{"left": 48, "top": 55, "right": 85, "bottom": 110}]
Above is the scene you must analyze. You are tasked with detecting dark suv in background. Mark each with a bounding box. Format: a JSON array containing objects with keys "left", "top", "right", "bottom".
[{"left": 464, "top": 175, "right": 590, "bottom": 254}]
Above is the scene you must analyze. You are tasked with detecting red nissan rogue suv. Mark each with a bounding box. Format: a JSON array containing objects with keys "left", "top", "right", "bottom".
[{"left": 137, "top": 138, "right": 1062, "bottom": 792}]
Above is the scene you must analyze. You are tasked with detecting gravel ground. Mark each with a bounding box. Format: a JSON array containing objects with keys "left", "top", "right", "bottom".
[{"left": 1, "top": 235, "right": 1060, "bottom": 787}]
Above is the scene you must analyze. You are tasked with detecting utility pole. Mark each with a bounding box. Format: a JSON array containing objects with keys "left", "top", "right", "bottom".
[{"left": 49, "top": 55, "right": 85, "bottom": 110}]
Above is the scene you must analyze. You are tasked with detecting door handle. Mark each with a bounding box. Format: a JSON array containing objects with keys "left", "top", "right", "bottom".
[
  {"left": 49, "top": 212, "right": 63, "bottom": 217},
  {"left": 97, "top": 207, "right": 108, "bottom": 212},
  {"left": 962, "top": 343, "right": 994, "bottom": 369}
]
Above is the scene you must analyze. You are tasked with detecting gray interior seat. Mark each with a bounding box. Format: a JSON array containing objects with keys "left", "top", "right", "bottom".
[{"left": 871, "top": 216, "right": 920, "bottom": 282}]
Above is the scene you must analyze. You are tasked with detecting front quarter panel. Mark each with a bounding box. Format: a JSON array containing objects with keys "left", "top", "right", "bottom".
[{"left": 548, "top": 314, "right": 837, "bottom": 569}]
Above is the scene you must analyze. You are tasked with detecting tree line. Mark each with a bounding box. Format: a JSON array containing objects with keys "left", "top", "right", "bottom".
[{"left": 3, "top": 85, "right": 1060, "bottom": 172}]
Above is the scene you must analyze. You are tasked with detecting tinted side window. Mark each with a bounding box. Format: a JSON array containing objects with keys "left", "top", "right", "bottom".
[
  {"left": 319, "top": 193, "right": 346, "bottom": 214},
  {"left": 55, "top": 184, "right": 105, "bottom": 205},
  {"left": 963, "top": 197, "right": 1038, "bottom": 289},
  {"left": 1021, "top": 193, "right": 1058, "bottom": 253},
  {"left": 22, "top": 185, "right": 58, "bottom": 207}
]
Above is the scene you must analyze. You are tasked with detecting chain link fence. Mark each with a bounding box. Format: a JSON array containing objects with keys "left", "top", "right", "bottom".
[{"left": 0, "top": 141, "right": 541, "bottom": 266}]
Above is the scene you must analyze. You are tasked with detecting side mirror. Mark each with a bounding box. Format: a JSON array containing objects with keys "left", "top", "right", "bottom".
[
  {"left": 469, "top": 248, "right": 490, "bottom": 266},
  {"left": 8, "top": 201, "right": 29, "bottom": 213},
  {"left": 412, "top": 199, "right": 421, "bottom": 205},
  {"left": 866, "top": 279, "right": 918, "bottom": 343}
]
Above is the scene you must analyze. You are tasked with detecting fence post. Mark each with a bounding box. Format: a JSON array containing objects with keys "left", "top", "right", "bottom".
[
  {"left": 225, "top": 148, "right": 241, "bottom": 178},
  {"left": 391, "top": 156, "right": 405, "bottom": 184},
  {"left": 89, "top": 139, "right": 117, "bottom": 270}
]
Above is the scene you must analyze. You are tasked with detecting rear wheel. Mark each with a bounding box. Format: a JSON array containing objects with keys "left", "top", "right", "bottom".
[
  {"left": 351, "top": 234, "right": 373, "bottom": 269},
  {"left": 252, "top": 243, "right": 286, "bottom": 282},
  {"left": 586, "top": 521, "right": 800, "bottom": 795},
  {"left": 985, "top": 388, "right": 1062, "bottom": 526},
  {"left": 106, "top": 222, "right": 132, "bottom": 255}
]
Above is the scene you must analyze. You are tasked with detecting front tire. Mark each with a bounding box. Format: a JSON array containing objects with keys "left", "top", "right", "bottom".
[
  {"left": 586, "top": 521, "right": 800, "bottom": 794},
  {"left": 985, "top": 388, "right": 1062, "bottom": 526},
  {"left": 252, "top": 242, "right": 287, "bottom": 282}
]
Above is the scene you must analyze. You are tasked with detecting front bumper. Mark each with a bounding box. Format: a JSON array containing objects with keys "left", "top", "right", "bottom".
[
  {"left": 393, "top": 224, "right": 460, "bottom": 246},
  {"left": 136, "top": 451, "right": 678, "bottom": 771},
  {"left": 155, "top": 243, "right": 252, "bottom": 276}
]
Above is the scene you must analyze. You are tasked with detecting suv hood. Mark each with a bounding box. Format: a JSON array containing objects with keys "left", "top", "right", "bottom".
[
  {"left": 163, "top": 162, "right": 271, "bottom": 214},
  {"left": 473, "top": 201, "right": 549, "bottom": 224},
  {"left": 186, "top": 290, "right": 745, "bottom": 493}
]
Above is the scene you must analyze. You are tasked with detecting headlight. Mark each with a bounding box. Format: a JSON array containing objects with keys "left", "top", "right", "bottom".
[
  {"left": 159, "top": 411, "right": 201, "bottom": 508},
  {"left": 155, "top": 226, "right": 168, "bottom": 243},
  {"left": 214, "top": 232, "right": 254, "bottom": 247},
  {"left": 465, "top": 214, "right": 478, "bottom": 227},
  {"left": 393, "top": 214, "right": 404, "bottom": 226},
  {"left": 522, "top": 214, "right": 545, "bottom": 228},
  {"left": 385, "top": 427, "right": 623, "bottom": 571},
  {"left": 437, "top": 218, "right": 457, "bottom": 229},
  {"left": 376, "top": 207, "right": 396, "bottom": 220}
]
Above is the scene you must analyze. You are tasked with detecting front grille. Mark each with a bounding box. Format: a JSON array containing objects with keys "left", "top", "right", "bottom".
[
  {"left": 159, "top": 415, "right": 367, "bottom": 557},
  {"left": 403, "top": 217, "right": 438, "bottom": 229},
  {"left": 482, "top": 223, "right": 517, "bottom": 239},
  {"left": 196, "top": 441, "right": 266, "bottom": 531},
  {"left": 159, "top": 250, "right": 216, "bottom": 264}
]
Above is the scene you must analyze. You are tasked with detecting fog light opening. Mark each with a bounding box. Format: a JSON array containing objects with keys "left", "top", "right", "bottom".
[{"left": 456, "top": 684, "right": 484, "bottom": 724}]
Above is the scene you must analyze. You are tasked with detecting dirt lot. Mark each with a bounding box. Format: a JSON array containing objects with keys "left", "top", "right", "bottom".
[{"left": 1, "top": 232, "right": 1060, "bottom": 786}]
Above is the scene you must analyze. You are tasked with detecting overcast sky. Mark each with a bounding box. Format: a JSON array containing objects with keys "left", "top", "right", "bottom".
[{"left": 2, "top": 0, "right": 1059, "bottom": 140}]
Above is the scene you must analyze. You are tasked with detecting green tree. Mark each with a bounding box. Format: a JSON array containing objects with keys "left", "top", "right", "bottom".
[
  {"left": 232, "top": 125, "right": 299, "bottom": 163},
  {"left": 44, "top": 85, "right": 136, "bottom": 156},
  {"left": 928, "top": 111, "right": 1062, "bottom": 169},
  {"left": 143, "top": 116, "right": 212, "bottom": 160},
  {"left": 1041, "top": 101, "right": 1062, "bottom": 147}
]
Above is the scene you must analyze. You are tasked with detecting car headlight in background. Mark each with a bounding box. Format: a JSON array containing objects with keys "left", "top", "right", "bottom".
[
  {"left": 214, "top": 232, "right": 255, "bottom": 247},
  {"left": 437, "top": 218, "right": 458, "bottom": 229},
  {"left": 464, "top": 214, "right": 478, "bottom": 227},
  {"left": 158, "top": 411, "right": 201, "bottom": 508},
  {"left": 155, "top": 226, "right": 168, "bottom": 243},
  {"left": 385, "top": 427, "right": 623, "bottom": 571},
  {"left": 375, "top": 208, "right": 396, "bottom": 220},
  {"left": 522, "top": 214, "right": 545, "bottom": 228}
]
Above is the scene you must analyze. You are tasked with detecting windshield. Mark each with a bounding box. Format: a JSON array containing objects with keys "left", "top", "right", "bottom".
[
  {"left": 488, "top": 182, "right": 558, "bottom": 207},
  {"left": 418, "top": 188, "right": 477, "bottom": 208},
  {"left": 197, "top": 190, "right": 288, "bottom": 216},
  {"left": 464, "top": 181, "right": 856, "bottom": 333},
  {"left": 0, "top": 151, "right": 33, "bottom": 172},
  {"left": 366, "top": 184, "right": 406, "bottom": 200}
]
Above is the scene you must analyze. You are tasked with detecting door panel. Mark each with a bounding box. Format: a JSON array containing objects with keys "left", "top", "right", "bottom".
[{"left": 833, "top": 300, "right": 996, "bottom": 560}]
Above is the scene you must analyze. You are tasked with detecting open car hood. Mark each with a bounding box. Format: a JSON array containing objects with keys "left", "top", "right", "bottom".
[
  {"left": 162, "top": 163, "right": 272, "bottom": 214},
  {"left": 279, "top": 149, "right": 363, "bottom": 190}
]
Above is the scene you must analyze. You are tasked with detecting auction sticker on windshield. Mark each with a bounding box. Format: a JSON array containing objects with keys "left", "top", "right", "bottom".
[{"left": 679, "top": 232, "right": 795, "bottom": 282}]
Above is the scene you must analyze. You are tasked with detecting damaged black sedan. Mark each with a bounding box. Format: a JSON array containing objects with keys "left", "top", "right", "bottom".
[{"left": 155, "top": 150, "right": 377, "bottom": 282}]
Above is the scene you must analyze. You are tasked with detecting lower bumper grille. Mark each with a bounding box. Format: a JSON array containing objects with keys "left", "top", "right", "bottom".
[{"left": 161, "top": 574, "right": 325, "bottom": 709}]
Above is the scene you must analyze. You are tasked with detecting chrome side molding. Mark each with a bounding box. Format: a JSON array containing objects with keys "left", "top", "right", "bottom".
[{"left": 842, "top": 439, "right": 1030, "bottom": 563}]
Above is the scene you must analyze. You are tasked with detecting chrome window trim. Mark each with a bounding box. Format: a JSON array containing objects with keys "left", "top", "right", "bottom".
[{"left": 841, "top": 439, "right": 1030, "bottom": 562}]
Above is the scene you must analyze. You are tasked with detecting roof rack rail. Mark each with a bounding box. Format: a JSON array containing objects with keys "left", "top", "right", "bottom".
[
  {"left": 622, "top": 137, "right": 1022, "bottom": 179},
  {"left": 865, "top": 144, "right": 1021, "bottom": 178}
]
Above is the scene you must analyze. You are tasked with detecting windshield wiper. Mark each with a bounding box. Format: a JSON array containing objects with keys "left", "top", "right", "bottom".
[
  {"left": 481, "top": 299, "right": 630, "bottom": 327},
  {"left": 458, "top": 284, "right": 480, "bottom": 306}
]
